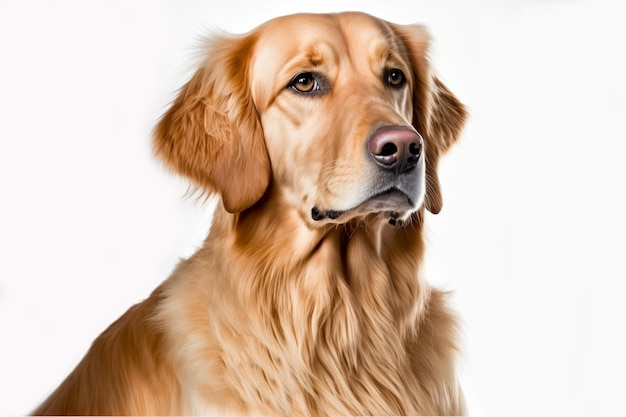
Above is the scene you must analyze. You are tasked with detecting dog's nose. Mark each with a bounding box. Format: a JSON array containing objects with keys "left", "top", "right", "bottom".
[{"left": 368, "top": 126, "right": 423, "bottom": 174}]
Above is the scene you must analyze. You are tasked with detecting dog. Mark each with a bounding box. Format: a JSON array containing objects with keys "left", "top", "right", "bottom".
[{"left": 33, "top": 11, "right": 467, "bottom": 416}]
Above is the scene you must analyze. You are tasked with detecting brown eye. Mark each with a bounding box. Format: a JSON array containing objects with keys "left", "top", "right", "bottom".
[
  {"left": 387, "top": 68, "right": 406, "bottom": 88},
  {"left": 289, "top": 72, "right": 318, "bottom": 93}
]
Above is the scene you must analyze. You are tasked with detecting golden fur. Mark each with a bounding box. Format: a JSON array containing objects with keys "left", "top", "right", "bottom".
[{"left": 33, "top": 12, "right": 467, "bottom": 416}]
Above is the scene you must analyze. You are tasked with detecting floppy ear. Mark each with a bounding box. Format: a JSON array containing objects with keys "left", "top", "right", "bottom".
[
  {"left": 153, "top": 33, "right": 270, "bottom": 213},
  {"left": 391, "top": 24, "right": 468, "bottom": 214}
]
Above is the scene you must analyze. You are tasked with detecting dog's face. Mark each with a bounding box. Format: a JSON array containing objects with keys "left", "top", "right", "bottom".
[
  {"left": 154, "top": 12, "right": 466, "bottom": 226},
  {"left": 252, "top": 13, "right": 424, "bottom": 225}
]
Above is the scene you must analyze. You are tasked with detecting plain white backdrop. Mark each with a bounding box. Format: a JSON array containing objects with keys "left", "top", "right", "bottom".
[{"left": 1, "top": 0, "right": 625, "bottom": 415}]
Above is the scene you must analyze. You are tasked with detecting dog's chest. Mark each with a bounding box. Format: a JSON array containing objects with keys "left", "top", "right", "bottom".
[
  {"left": 165, "top": 291, "right": 429, "bottom": 416},
  {"left": 180, "top": 329, "right": 422, "bottom": 416}
]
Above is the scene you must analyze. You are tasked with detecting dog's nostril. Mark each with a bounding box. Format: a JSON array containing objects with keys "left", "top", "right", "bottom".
[
  {"left": 381, "top": 143, "right": 397, "bottom": 157},
  {"left": 409, "top": 142, "right": 421, "bottom": 156}
]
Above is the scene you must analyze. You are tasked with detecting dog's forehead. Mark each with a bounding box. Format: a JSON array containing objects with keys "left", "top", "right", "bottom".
[{"left": 254, "top": 12, "right": 397, "bottom": 60}]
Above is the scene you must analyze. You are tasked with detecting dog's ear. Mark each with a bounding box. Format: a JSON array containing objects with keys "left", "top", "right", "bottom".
[
  {"left": 153, "top": 34, "right": 270, "bottom": 213},
  {"left": 391, "top": 24, "right": 467, "bottom": 214}
]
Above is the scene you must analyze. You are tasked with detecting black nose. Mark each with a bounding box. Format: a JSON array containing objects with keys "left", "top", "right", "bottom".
[{"left": 368, "top": 126, "right": 423, "bottom": 174}]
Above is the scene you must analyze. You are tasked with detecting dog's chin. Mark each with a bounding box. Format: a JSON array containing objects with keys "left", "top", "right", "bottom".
[{"left": 311, "top": 188, "right": 422, "bottom": 226}]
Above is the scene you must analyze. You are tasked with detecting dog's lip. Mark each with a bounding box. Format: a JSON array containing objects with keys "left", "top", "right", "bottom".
[
  {"left": 365, "top": 188, "right": 413, "bottom": 205},
  {"left": 311, "top": 188, "right": 413, "bottom": 222}
]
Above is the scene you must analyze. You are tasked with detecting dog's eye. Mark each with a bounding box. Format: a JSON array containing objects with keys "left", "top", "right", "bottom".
[
  {"left": 289, "top": 72, "right": 319, "bottom": 93},
  {"left": 386, "top": 69, "right": 406, "bottom": 88}
]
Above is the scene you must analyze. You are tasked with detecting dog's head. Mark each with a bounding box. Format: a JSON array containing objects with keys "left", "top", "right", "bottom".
[{"left": 154, "top": 12, "right": 466, "bottom": 226}]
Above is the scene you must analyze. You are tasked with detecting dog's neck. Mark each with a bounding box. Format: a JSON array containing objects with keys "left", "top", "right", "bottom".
[
  {"left": 210, "top": 189, "right": 430, "bottom": 312},
  {"left": 207, "top": 186, "right": 432, "bottom": 329},
  {"left": 211, "top": 189, "right": 425, "bottom": 326}
]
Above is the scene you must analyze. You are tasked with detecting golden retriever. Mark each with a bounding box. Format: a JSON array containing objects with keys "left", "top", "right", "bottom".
[{"left": 33, "top": 11, "right": 467, "bottom": 416}]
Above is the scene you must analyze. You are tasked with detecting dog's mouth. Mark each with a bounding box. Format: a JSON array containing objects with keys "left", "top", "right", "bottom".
[{"left": 311, "top": 188, "right": 418, "bottom": 226}]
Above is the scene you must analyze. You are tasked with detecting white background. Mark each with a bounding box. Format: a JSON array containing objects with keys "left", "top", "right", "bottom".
[{"left": 1, "top": 0, "right": 625, "bottom": 415}]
